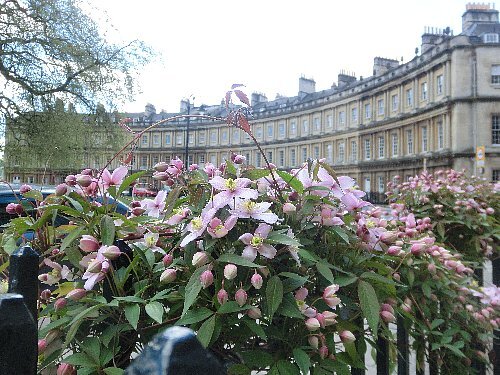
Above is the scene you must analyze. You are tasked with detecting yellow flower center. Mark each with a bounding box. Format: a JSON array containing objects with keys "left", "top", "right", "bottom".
[
  {"left": 146, "top": 236, "right": 156, "bottom": 247},
  {"left": 366, "top": 220, "right": 376, "bottom": 229},
  {"left": 243, "top": 200, "right": 256, "bottom": 212},
  {"left": 225, "top": 178, "right": 237, "bottom": 191},
  {"left": 250, "top": 235, "right": 263, "bottom": 247},
  {"left": 191, "top": 217, "right": 203, "bottom": 230},
  {"left": 215, "top": 224, "right": 225, "bottom": 232}
]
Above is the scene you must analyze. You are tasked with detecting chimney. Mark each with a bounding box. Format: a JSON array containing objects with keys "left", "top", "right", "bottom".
[
  {"left": 337, "top": 70, "right": 357, "bottom": 88},
  {"left": 373, "top": 57, "right": 399, "bottom": 76},
  {"left": 180, "top": 99, "right": 189, "bottom": 113},
  {"left": 251, "top": 93, "right": 268, "bottom": 106},
  {"left": 144, "top": 103, "right": 156, "bottom": 117},
  {"left": 299, "top": 77, "right": 315, "bottom": 97},
  {"left": 462, "top": 3, "right": 499, "bottom": 33}
]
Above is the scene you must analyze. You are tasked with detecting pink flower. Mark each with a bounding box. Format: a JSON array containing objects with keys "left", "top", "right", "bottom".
[
  {"left": 180, "top": 208, "right": 217, "bottom": 247},
  {"left": 239, "top": 223, "right": 277, "bottom": 261},
  {"left": 57, "top": 363, "right": 76, "bottom": 375},
  {"left": 82, "top": 253, "right": 109, "bottom": 290},
  {"left": 341, "top": 192, "right": 369, "bottom": 211},
  {"left": 339, "top": 330, "right": 356, "bottom": 343},
  {"left": 323, "top": 284, "right": 341, "bottom": 308},
  {"left": 141, "top": 190, "right": 167, "bottom": 218},
  {"left": 209, "top": 176, "right": 258, "bottom": 209},
  {"left": 230, "top": 199, "right": 278, "bottom": 224},
  {"left": 79, "top": 235, "right": 100, "bottom": 253},
  {"left": 99, "top": 166, "right": 128, "bottom": 191},
  {"left": 331, "top": 176, "right": 365, "bottom": 199},
  {"left": 166, "top": 207, "right": 191, "bottom": 225},
  {"left": 207, "top": 216, "right": 237, "bottom": 238},
  {"left": 305, "top": 317, "right": 320, "bottom": 331},
  {"left": 38, "top": 259, "right": 73, "bottom": 285}
]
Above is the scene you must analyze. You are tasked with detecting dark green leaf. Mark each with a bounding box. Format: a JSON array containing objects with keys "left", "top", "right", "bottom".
[
  {"left": 63, "top": 353, "right": 97, "bottom": 367},
  {"left": 360, "top": 272, "right": 395, "bottom": 285},
  {"left": 103, "top": 368, "right": 124, "bottom": 375},
  {"left": 242, "top": 169, "right": 271, "bottom": 180},
  {"left": 124, "top": 304, "right": 140, "bottom": 330},
  {"left": 60, "top": 226, "right": 84, "bottom": 251},
  {"left": 217, "top": 301, "right": 249, "bottom": 314},
  {"left": 276, "top": 170, "right": 304, "bottom": 194},
  {"left": 293, "top": 348, "right": 311, "bottom": 375},
  {"left": 269, "top": 360, "right": 300, "bottom": 375},
  {"left": 176, "top": 308, "right": 214, "bottom": 325},
  {"left": 182, "top": 265, "right": 208, "bottom": 316},
  {"left": 145, "top": 301, "right": 164, "bottom": 324},
  {"left": 217, "top": 254, "right": 263, "bottom": 268},
  {"left": 243, "top": 319, "right": 267, "bottom": 340},
  {"left": 240, "top": 350, "right": 274, "bottom": 368},
  {"left": 227, "top": 364, "right": 251, "bottom": 375},
  {"left": 226, "top": 159, "right": 237, "bottom": 176},
  {"left": 100, "top": 215, "right": 115, "bottom": 245},
  {"left": 197, "top": 315, "right": 216, "bottom": 348},
  {"left": 358, "top": 280, "right": 379, "bottom": 336},
  {"left": 278, "top": 293, "right": 303, "bottom": 318},
  {"left": 266, "top": 275, "right": 283, "bottom": 320},
  {"left": 316, "top": 263, "right": 335, "bottom": 283},
  {"left": 117, "top": 171, "right": 146, "bottom": 196},
  {"left": 331, "top": 226, "right": 350, "bottom": 244}
]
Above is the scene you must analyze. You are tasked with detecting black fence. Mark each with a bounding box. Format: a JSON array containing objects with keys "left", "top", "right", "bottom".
[
  {"left": 1, "top": 245, "right": 498, "bottom": 375},
  {"left": 365, "top": 192, "right": 387, "bottom": 205}
]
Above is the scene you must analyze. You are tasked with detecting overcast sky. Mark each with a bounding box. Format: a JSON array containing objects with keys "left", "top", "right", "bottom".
[{"left": 88, "top": 0, "right": 473, "bottom": 113}]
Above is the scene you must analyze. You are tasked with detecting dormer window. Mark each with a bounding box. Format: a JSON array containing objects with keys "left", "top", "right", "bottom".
[{"left": 483, "top": 33, "right": 499, "bottom": 43}]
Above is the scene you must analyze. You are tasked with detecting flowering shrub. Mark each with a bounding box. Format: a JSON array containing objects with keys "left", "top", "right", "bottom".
[
  {"left": 0, "top": 91, "right": 498, "bottom": 374},
  {"left": 386, "top": 170, "right": 499, "bottom": 264}
]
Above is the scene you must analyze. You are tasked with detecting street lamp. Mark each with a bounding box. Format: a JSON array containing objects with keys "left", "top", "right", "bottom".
[{"left": 183, "top": 96, "right": 195, "bottom": 170}]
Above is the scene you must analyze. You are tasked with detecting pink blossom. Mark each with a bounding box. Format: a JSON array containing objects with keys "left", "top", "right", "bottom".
[
  {"left": 251, "top": 272, "right": 263, "bottom": 289},
  {"left": 82, "top": 253, "right": 110, "bottom": 290},
  {"left": 166, "top": 207, "right": 191, "bottom": 225},
  {"left": 209, "top": 176, "right": 258, "bottom": 209},
  {"left": 341, "top": 192, "right": 370, "bottom": 211},
  {"left": 331, "top": 176, "right": 365, "bottom": 199},
  {"left": 99, "top": 166, "right": 128, "bottom": 191},
  {"left": 39, "top": 259, "right": 73, "bottom": 285},
  {"left": 180, "top": 208, "right": 217, "bottom": 247},
  {"left": 230, "top": 199, "right": 278, "bottom": 224},
  {"left": 235, "top": 288, "right": 248, "bottom": 306},
  {"left": 207, "top": 215, "right": 237, "bottom": 238},
  {"left": 323, "top": 284, "right": 341, "bottom": 308},
  {"left": 141, "top": 190, "right": 167, "bottom": 218},
  {"left": 239, "top": 223, "right": 277, "bottom": 261},
  {"left": 79, "top": 235, "right": 100, "bottom": 253}
]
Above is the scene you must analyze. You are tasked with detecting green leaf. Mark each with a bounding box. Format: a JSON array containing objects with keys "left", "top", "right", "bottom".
[
  {"left": 316, "top": 263, "right": 335, "bottom": 283},
  {"left": 217, "top": 301, "right": 249, "bottom": 314},
  {"left": 358, "top": 280, "right": 380, "bottom": 337},
  {"left": 124, "top": 304, "right": 140, "bottom": 330},
  {"left": 113, "top": 296, "right": 146, "bottom": 303},
  {"left": 164, "top": 186, "right": 181, "bottom": 218},
  {"left": 266, "top": 275, "right": 283, "bottom": 320},
  {"left": 276, "top": 170, "right": 304, "bottom": 194},
  {"left": 65, "top": 246, "right": 83, "bottom": 269},
  {"left": 422, "top": 282, "right": 432, "bottom": 298},
  {"left": 145, "top": 301, "right": 164, "bottom": 324},
  {"left": 443, "top": 344, "right": 466, "bottom": 358},
  {"left": 65, "top": 304, "right": 102, "bottom": 346},
  {"left": 60, "top": 226, "right": 84, "bottom": 251},
  {"left": 266, "top": 233, "right": 301, "bottom": 247},
  {"left": 293, "top": 348, "right": 311, "bottom": 375},
  {"left": 63, "top": 352, "right": 97, "bottom": 367},
  {"left": 240, "top": 350, "right": 274, "bottom": 368},
  {"left": 431, "top": 318, "right": 445, "bottom": 330},
  {"left": 226, "top": 159, "right": 237, "bottom": 176},
  {"left": 331, "top": 226, "right": 350, "bottom": 244},
  {"left": 103, "top": 368, "right": 124, "bottom": 375},
  {"left": 197, "top": 315, "right": 216, "bottom": 348},
  {"left": 243, "top": 319, "right": 267, "bottom": 341},
  {"left": 100, "top": 215, "right": 116, "bottom": 245},
  {"left": 217, "top": 254, "right": 263, "bottom": 268},
  {"left": 176, "top": 308, "right": 214, "bottom": 325},
  {"left": 23, "top": 189, "right": 43, "bottom": 201},
  {"left": 3, "top": 237, "right": 17, "bottom": 255},
  {"left": 269, "top": 360, "right": 300, "bottom": 375},
  {"left": 117, "top": 171, "right": 146, "bottom": 196},
  {"left": 182, "top": 265, "right": 208, "bottom": 316},
  {"left": 242, "top": 168, "right": 270, "bottom": 180},
  {"left": 360, "top": 272, "right": 395, "bottom": 285},
  {"left": 335, "top": 276, "right": 358, "bottom": 286},
  {"left": 227, "top": 364, "right": 251, "bottom": 375},
  {"left": 278, "top": 293, "right": 303, "bottom": 318}
]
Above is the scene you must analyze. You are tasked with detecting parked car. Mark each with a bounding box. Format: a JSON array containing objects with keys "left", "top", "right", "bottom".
[{"left": 132, "top": 184, "right": 157, "bottom": 197}]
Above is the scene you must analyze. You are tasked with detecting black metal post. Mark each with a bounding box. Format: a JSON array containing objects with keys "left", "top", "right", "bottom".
[
  {"left": 376, "top": 334, "right": 390, "bottom": 375},
  {"left": 492, "top": 256, "right": 499, "bottom": 374},
  {"left": 397, "top": 317, "right": 410, "bottom": 375},
  {"left": 7, "top": 245, "right": 39, "bottom": 321},
  {"left": 351, "top": 317, "right": 366, "bottom": 375},
  {"left": 184, "top": 100, "right": 191, "bottom": 170},
  {"left": 0, "top": 293, "right": 37, "bottom": 375}
]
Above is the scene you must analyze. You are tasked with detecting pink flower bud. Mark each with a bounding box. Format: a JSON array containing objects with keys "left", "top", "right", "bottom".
[
  {"left": 387, "top": 246, "right": 401, "bottom": 255},
  {"left": 6, "top": 203, "right": 23, "bottom": 215},
  {"left": 283, "top": 203, "right": 296, "bottom": 214},
  {"left": 80, "top": 169, "right": 92, "bottom": 176},
  {"left": 323, "top": 284, "right": 341, "bottom": 308},
  {"left": 152, "top": 172, "right": 170, "bottom": 181},
  {"left": 393, "top": 273, "right": 401, "bottom": 282},
  {"left": 54, "top": 298, "right": 67, "bottom": 311},
  {"left": 486, "top": 207, "right": 495, "bottom": 215},
  {"left": 79, "top": 235, "right": 100, "bottom": 253},
  {"left": 308, "top": 335, "right": 319, "bottom": 349},
  {"left": 200, "top": 270, "right": 214, "bottom": 289},
  {"left": 65, "top": 175, "right": 77, "bottom": 186},
  {"left": 86, "top": 259, "right": 103, "bottom": 273},
  {"left": 19, "top": 184, "right": 32, "bottom": 194},
  {"left": 51, "top": 248, "right": 60, "bottom": 255},
  {"left": 251, "top": 273, "right": 263, "bottom": 289},
  {"left": 381, "top": 303, "right": 394, "bottom": 314},
  {"left": 66, "top": 289, "right": 86, "bottom": 301},
  {"left": 192, "top": 252, "right": 209, "bottom": 268},
  {"left": 428, "top": 263, "right": 436, "bottom": 273},
  {"left": 322, "top": 311, "right": 337, "bottom": 326},
  {"left": 217, "top": 288, "right": 229, "bottom": 304},
  {"left": 247, "top": 307, "right": 262, "bottom": 319},
  {"left": 401, "top": 303, "right": 412, "bottom": 313},
  {"left": 305, "top": 317, "right": 321, "bottom": 331},
  {"left": 339, "top": 330, "right": 356, "bottom": 343},
  {"left": 319, "top": 345, "right": 329, "bottom": 359},
  {"left": 40, "top": 289, "right": 52, "bottom": 301},
  {"left": 410, "top": 242, "right": 425, "bottom": 255},
  {"left": 303, "top": 307, "right": 318, "bottom": 318},
  {"left": 316, "top": 313, "right": 326, "bottom": 328},
  {"left": 100, "top": 245, "right": 121, "bottom": 260},
  {"left": 295, "top": 287, "right": 308, "bottom": 301},
  {"left": 162, "top": 254, "right": 173, "bottom": 267},
  {"left": 235, "top": 288, "right": 248, "bottom": 307},
  {"left": 153, "top": 162, "right": 169, "bottom": 172},
  {"left": 380, "top": 310, "right": 396, "bottom": 323},
  {"left": 223, "top": 264, "right": 238, "bottom": 280},
  {"left": 55, "top": 183, "right": 68, "bottom": 196},
  {"left": 45, "top": 330, "right": 60, "bottom": 344},
  {"left": 38, "top": 339, "right": 48, "bottom": 353},
  {"left": 160, "top": 268, "right": 177, "bottom": 283},
  {"left": 132, "top": 207, "right": 146, "bottom": 216},
  {"left": 76, "top": 174, "right": 92, "bottom": 187},
  {"left": 289, "top": 191, "right": 299, "bottom": 201},
  {"left": 57, "top": 363, "right": 76, "bottom": 375}
]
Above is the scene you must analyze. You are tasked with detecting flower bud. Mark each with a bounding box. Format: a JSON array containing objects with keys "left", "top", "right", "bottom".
[
  {"left": 79, "top": 235, "right": 100, "bottom": 253},
  {"left": 393, "top": 273, "right": 401, "bottom": 282},
  {"left": 76, "top": 174, "right": 92, "bottom": 187},
  {"left": 247, "top": 307, "right": 262, "bottom": 320},
  {"left": 192, "top": 252, "right": 209, "bottom": 268},
  {"left": 319, "top": 345, "right": 329, "bottom": 359},
  {"left": 153, "top": 162, "right": 169, "bottom": 172},
  {"left": 19, "top": 184, "right": 32, "bottom": 194},
  {"left": 381, "top": 303, "right": 394, "bottom": 315},
  {"left": 235, "top": 288, "right": 248, "bottom": 307},
  {"left": 100, "top": 245, "right": 121, "bottom": 260},
  {"left": 305, "top": 317, "right": 321, "bottom": 331},
  {"left": 380, "top": 310, "right": 396, "bottom": 323},
  {"left": 251, "top": 273, "right": 263, "bottom": 289},
  {"left": 132, "top": 207, "right": 146, "bottom": 216},
  {"left": 57, "top": 363, "right": 76, "bottom": 375},
  {"left": 289, "top": 191, "right": 299, "bottom": 201},
  {"left": 162, "top": 253, "right": 173, "bottom": 267},
  {"left": 339, "top": 330, "right": 356, "bottom": 343},
  {"left": 80, "top": 168, "right": 92, "bottom": 176},
  {"left": 152, "top": 172, "right": 170, "bottom": 181},
  {"left": 308, "top": 335, "right": 319, "bottom": 349},
  {"left": 217, "top": 288, "right": 229, "bottom": 305},
  {"left": 283, "top": 203, "right": 296, "bottom": 214},
  {"left": 38, "top": 339, "right": 48, "bottom": 353},
  {"left": 65, "top": 175, "right": 77, "bottom": 186},
  {"left": 6, "top": 203, "right": 22, "bottom": 215},
  {"left": 200, "top": 270, "right": 214, "bottom": 289},
  {"left": 55, "top": 183, "right": 68, "bottom": 196},
  {"left": 86, "top": 259, "right": 103, "bottom": 273},
  {"left": 160, "top": 268, "right": 177, "bottom": 283},
  {"left": 427, "top": 263, "right": 436, "bottom": 274},
  {"left": 54, "top": 298, "right": 67, "bottom": 311},
  {"left": 401, "top": 303, "right": 412, "bottom": 313},
  {"left": 66, "top": 289, "right": 86, "bottom": 301},
  {"left": 322, "top": 311, "right": 338, "bottom": 326},
  {"left": 223, "top": 264, "right": 238, "bottom": 280},
  {"left": 295, "top": 287, "right": 308, "bottom": 301},
  {"left": 323, "top": 284, "right": 341, "bottom": 308},
  {"left": 40, "top": 289, "right": 52, "bottom": 301}
]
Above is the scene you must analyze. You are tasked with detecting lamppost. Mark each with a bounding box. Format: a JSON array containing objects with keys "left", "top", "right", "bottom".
[{"left": 183, "top": 96, "right": 195, "bottom": 170}]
